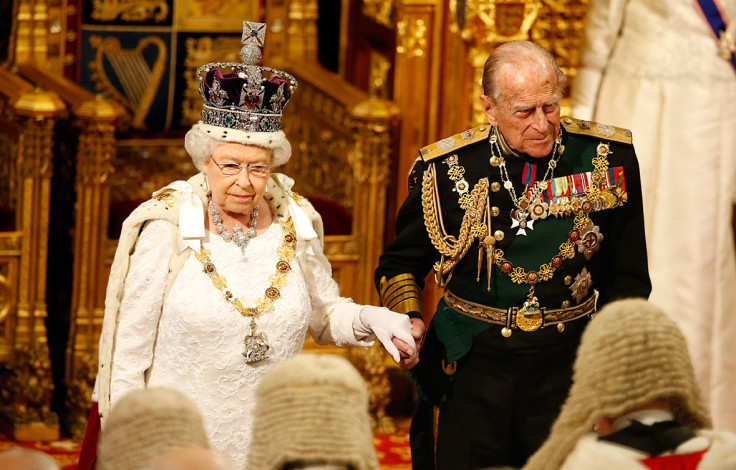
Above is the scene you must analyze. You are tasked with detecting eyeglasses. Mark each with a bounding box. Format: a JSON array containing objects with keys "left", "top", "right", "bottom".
[{"left": 210, "top": 157, "right": 270, "bottom": 178}]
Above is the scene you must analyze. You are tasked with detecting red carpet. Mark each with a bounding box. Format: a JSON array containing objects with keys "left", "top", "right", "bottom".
[
  {"left": 373, "top": 429, "right": 412, "bottom": 469},
  {"left": 0, "top": 427, "right": 412, "bottom": 469},
  {"left": 0, "top": 434, "right": 81, "bottom": 470}
]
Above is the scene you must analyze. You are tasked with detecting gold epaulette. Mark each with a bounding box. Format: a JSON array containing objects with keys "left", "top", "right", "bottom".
[
  {"left": 419, "top": 125, "right": 492, "bottom": 162},
  {"left": 561, "top": 116, "right": 632, "bottom": 144},
  {"left": 380, "top": 273, "right": 422, "bottom": 315}
]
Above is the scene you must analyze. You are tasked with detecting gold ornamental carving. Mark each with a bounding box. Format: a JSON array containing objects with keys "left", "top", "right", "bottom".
[
  {"left": 0, "top": 234, "right": 23, "bottom": 253},
  {"left": 396, "top": 18, "right": 427, "bottom": 58},
  {"left": 363, "top": 0, "right": 396, "bottom": 27},
  {"left": 449, "top": 0, "right": 589, "bottom": 124},
  {"left": 10, "top": 0, "right": 51, "bottom": 65},
  {"left": 287, "top": 0, "right": 319, "bottom": 62},
  {"left": 450, "top": 0, "right": 542, "bottom": 44},
  {"left": 323, "top": 237, "right": 360, "bottom": 257},
  {"left": 112, "top": 140, "right": 196, "bottom": 204},
  {"left": 349, "top": 116, "right": 395, "bottom": 185},
  {"left": 531, "top": 0, "right": 589, "bottom": 79},
  {"left": 181, "top": 36, "right": 242, "bottom": 126},
  {"left": 368, "top": 51, "right": 392, "bottom": 99},
  {"left": 0, "top": 132, "right": 18, "bottom": 212},
  {"left": 76, "top": 123, "right": 117, "bottom": 184},
  {"left": 66, "top": 99, "right": 123, "bottom": 436},
  {"left": 282, "top": 83, "right": 355, "bottom": 210},
  {"left": 64, "top": 354, "right": 98, "bottom": 439},
  {"left": 91, "top": 0, "right": 169, "bottom": 22},
  {"left": 349, "top": 343, "right": 395, "bottom": 434},
  {"left": 0, "top": 343, "right": 58, "bottom": 441},
  {"left": 449, "top": 0, "right": 543, "bottom": 125},
  {"left": 177, "top": 0, "right": 259, "bottom": 31},
  {"left": 88, "top": 35, "right": 168, "bottom": 129},
  {"left": 0, "top": 260, "right": 16, "bottom": 326}
]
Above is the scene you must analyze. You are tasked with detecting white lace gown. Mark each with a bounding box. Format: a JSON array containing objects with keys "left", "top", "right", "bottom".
[
  {"left": 572, "top": 0, "right": 736, "bottom": 431},
  {"left": 108, "top": 219, "right": 366, "bottom": 469}
]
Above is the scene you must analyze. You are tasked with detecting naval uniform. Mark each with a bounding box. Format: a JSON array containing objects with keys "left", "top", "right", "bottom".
[{"left": 376, "top": 117, "right": 651, "bottom": 469}]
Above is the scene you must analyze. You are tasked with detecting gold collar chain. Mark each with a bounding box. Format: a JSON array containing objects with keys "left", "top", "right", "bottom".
[{"left": 194, "top": 218, "right": 297, "bottom": 362}]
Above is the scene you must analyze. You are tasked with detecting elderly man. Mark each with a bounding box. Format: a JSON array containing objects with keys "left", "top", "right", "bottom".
[{"left": 375, "top": 41, "right": 651, "bottom": 469}]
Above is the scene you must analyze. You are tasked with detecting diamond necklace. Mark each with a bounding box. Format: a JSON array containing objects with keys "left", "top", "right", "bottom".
[
  {"left": 209, "top": 198, "right": 259, "bottom": 256},
  {"left": 489, "top": 127, "right": 563, "bottom": 235}
]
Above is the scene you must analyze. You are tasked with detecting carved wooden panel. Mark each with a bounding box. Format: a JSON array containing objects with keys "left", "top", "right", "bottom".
[
  {"left": 0, "top": 253, "right": 20, "bottom": 359},
  {"left": 532, "top": 0, "right": 589, "bottom": 80}
]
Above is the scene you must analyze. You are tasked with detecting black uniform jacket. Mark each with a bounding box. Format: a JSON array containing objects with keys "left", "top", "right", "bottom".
[{"left": 375, "top": 118, "right": 652, "bottom": 402}]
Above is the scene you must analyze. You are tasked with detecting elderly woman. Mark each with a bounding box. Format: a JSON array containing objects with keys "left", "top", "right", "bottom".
[{"left": 82, "top": 22, "right": 416, "bottom": 470}]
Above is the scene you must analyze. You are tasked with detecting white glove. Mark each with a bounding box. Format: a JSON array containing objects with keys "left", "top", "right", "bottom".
[{"left": 354, "top": 306, "right": 416, "bottom": 363}]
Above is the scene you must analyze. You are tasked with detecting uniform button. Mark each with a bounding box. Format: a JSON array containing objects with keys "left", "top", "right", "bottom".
[
  {"left": 494, "top": 230, "right": 505, "bottom": 241},
  {"left": 491, "top": 182, "right": 501, "bottom": 192},
  {"left": 561, "top": 300, "right": 571, "bottom": 308},
  {"left": 491, "top": 206, "right": 500, "bottom": 217},
  {"left": 479, "top": 125, "right": 486, "bottom": 132},
  {"left": 490, "top": 156, "right": 500, "bottom": 167},
  {"left": 564, "top": 275, "right": 572, "bottom": 285}
]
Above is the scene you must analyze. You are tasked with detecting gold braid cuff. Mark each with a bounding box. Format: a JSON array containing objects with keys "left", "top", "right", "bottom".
[{"left": 380, "top": 274, "right": 422, "bottom": 315}]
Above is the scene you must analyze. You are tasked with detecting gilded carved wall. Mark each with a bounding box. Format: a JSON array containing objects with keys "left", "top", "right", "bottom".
[
  {"left": 446, "top": 0, "right": 589, "bottom": 125},
  {"left": 0, "top": 133, "right": 16, "bottom": 213},
  {"left": 282, "top": 86, "right": 355, "bottom": 211},
  {"left": 181, "top": 35, "right": 242, "bottom": 125},
  {"left": 532, "top": 0, "right": 589, "bottom": 79}
]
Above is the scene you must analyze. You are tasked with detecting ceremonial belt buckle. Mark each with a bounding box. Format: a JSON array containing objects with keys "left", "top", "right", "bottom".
[
  {"left": 443, "top": 290, "right": 597, "bottom": 335},
  {"left": 515, "top": 305, "right": 544, "bottom": 332}
]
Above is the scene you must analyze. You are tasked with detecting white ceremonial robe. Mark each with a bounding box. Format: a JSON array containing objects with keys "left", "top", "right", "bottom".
[
  {"left": 94, "top": 174, "right": 373, "bottom": 469},
  {"left": 571, "top": 0, "right": 736, "bottom": 432}
]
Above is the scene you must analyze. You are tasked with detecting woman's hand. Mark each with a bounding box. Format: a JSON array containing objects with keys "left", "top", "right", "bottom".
[{"left": 354, "top": 306, "right": 417, "bottom": 365}]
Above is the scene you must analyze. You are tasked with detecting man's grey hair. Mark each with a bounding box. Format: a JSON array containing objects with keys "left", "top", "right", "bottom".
[
  {"left": 0, "top": 448, "right": 61, "bottom": 470},
  {"left": 481, "top": 41, "right": 567, "bottom": 103}
]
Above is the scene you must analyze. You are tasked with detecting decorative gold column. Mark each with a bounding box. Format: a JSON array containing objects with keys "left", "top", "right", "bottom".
[
  {"left": 8, "top": 0, "right": 66, "bottom": 70},
  {"left": 349, "top": 98, "right": 399, "bottom": 306},
  {"left": 263, "top": 0, "right": 289, "bottom": 67},
  {"left": 65, "top": 97, "right": 124, "bottom": 439},
  {"left": 348, "top": 98, "right": 399, "bottom": 435},
  {"left": 0, "top": 74, "right": 66, "bottom": 440},
  {"left": 393, "top": 0, "right": 443, "bottom": 206},
  {"left": 286, "top": 0, "right": 319, "bottom": 63}
]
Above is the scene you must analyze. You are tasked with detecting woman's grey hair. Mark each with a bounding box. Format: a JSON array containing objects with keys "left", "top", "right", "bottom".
[
  {"left": 184, "top": 129, "right": 223, "bottom": 171},
  {"left": 184, "top": 124, "right": 290, "bottom": 171},
  {"left": 482, "top": 41, "right": 567, "bottom": 103}
]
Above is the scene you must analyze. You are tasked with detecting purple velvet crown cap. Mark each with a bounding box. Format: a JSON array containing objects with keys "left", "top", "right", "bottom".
[{"left": 203, "top": 69, "right": 290, "bottom": 113}]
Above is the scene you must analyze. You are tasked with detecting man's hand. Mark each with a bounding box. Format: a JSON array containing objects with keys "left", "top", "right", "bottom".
[
  {"left": 393, "top": 318, "right": 425, "bottom": 370},
  {"left": 355, "top": 306, "right": 417, "bottom": 363}
]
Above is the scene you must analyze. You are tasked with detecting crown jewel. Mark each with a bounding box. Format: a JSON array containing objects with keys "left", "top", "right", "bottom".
[{"left": 197, "top": 21, "right": 297, "bottom": 133}]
